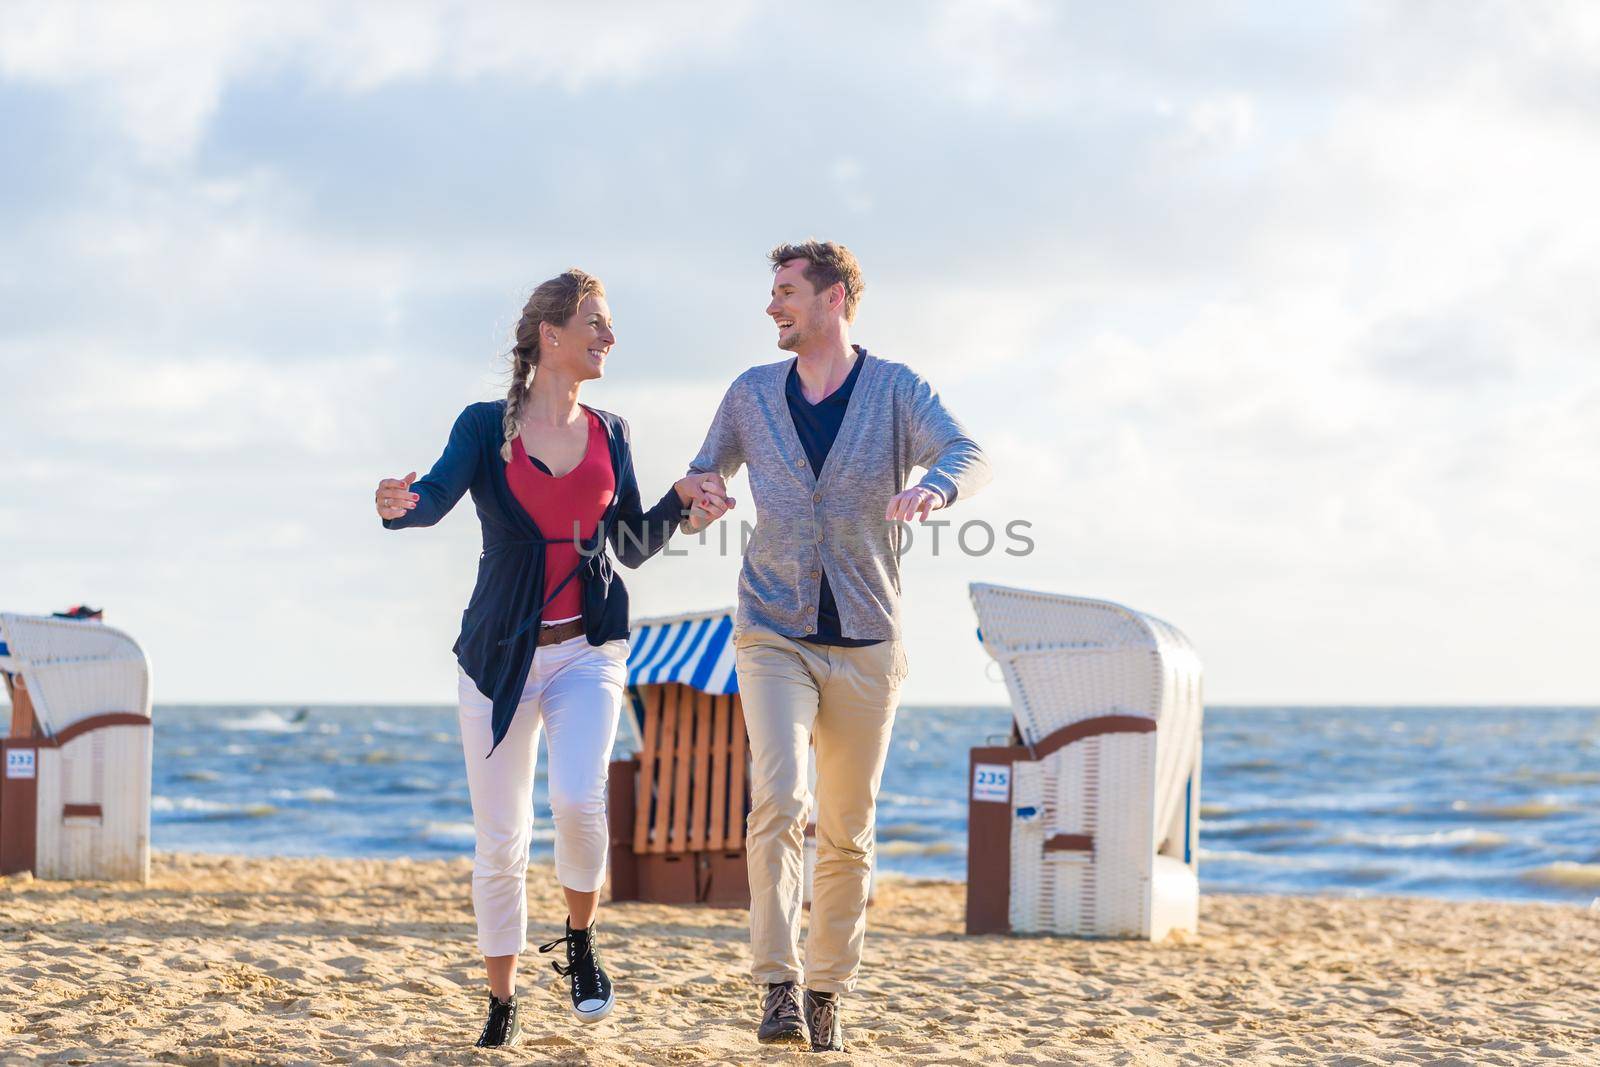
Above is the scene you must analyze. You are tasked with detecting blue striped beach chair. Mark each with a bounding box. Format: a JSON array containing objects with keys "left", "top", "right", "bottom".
[{"left": 607, "top": 608, "right": 751, "bottom": 906}]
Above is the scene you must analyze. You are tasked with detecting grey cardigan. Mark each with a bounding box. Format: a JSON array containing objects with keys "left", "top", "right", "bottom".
[{"left": 685, "top": 350, "right": 991, "bottom": 642}]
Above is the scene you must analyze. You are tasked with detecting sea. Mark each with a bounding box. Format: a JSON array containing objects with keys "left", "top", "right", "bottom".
[{"left": 150, "top": 704, "right": 1600, "bottom": 905}]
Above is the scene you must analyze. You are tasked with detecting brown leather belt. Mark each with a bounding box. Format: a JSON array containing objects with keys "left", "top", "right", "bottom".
[{"left": 536, "top": 618, "right": 586, "bottom": 647}]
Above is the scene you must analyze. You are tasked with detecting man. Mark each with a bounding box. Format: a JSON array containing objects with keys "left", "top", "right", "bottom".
[{"left": 683, "top": 240, "right": 990, "bottom": 1051}]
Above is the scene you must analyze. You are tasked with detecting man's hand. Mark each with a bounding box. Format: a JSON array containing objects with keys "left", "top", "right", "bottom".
[
  {"left": 675, "top": 472, "right": 735, "bottom": 532},
  {"left": 375, "top": 472, "right": 419, "bottom": 520},
  {"left": 885, "top": 485, "right": 943, "bottom": 523}
]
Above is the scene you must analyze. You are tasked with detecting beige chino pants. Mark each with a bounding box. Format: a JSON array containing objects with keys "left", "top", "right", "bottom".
[{"left": 735, "top": 626, "right": 908, "bottom": 993}]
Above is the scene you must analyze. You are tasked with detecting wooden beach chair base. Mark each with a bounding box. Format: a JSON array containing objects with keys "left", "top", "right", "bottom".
[{"left": 606, "top": 681, "right": 753, "bottom": 908}]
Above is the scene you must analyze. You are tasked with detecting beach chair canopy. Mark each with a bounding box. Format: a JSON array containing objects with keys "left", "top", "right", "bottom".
[
  {"left": 627, "top": 608, "right": 738, "bottom": 696},
  {"left": 0, "top": 613, "right": 151, "bottom": 737},
  {"left": 971, "top": 583, "right": 1202, "bottom": 844}
]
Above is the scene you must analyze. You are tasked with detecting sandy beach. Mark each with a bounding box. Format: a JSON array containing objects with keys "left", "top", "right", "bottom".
[{"left": 1, "top": 855, "right": 1596, "bottom": 1065}]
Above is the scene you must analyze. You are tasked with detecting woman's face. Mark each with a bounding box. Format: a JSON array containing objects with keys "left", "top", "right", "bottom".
[{"left": 543, "top": 295, "right": 615, "bottom": 382}]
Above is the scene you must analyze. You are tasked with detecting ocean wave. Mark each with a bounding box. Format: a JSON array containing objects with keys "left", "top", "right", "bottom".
[
  {"left": 1197, "top": 848, "right": 1305, "bottom": 868},
  {"left": 878, "top": 821, "right": 948, "bottom": 841},
  {"left": 1209, "top": 793, "right": 1416, "bottom": 818},
  {"left": 1202, "top": 820, "right": 1317, "bottom": 840},
  {"left": 1337, "top": 864, "right": 1402, "bottom": 885},
  {"left": 1327, "top": 828, "right": 1510, "bottom": 854},
  {"left": 877, "top": 792, "right": 966, "bottom": 816},
  {"left": 370, "top": 719, "right": 427, "bottom": 736},
  {"left": 360, "top": 749, "right": 415, "bottom": 764},
  {"left": 1198, "top": 848, "right": 1400, "bottom": 883},
  {"left": 1520, "top": 862, "right": 1600, "bottom": 889},
  {"left": 151, "top": 795, "right": 277, "bottom": 819},
  {"left": 216, "top": 710, "right": 306, "bottom": 734},
  {"left": 1534, "top": 771, "right": 1600, "bottom": 785},
  {"left": 152, "top": 795, "right": 228, "bottom": 814},
  {"left": 1450, "top": 800, "right": 1574, "bottom": 820},
  {"left": 267, "top": 786, "right": 337, "bottom": 803},
  {"left": 418, "top": 821, "right": 476, "bottom": 844},
  {"left": 878, "top": 840, "right": 960, "bottom": 857}
]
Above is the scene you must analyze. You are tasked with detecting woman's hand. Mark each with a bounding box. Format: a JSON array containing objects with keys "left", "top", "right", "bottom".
[
  {"left": 375, "top": 472, "right": 419, "bottom": 520},
  {"left": 686, "top": 499, "right": 725, "bottom": 532},
  {"left": 676, "top": 473, "right": 735, "bottom": 532},
  {"left": 674, "top": 472, "right": 730, "bottom": 509}
]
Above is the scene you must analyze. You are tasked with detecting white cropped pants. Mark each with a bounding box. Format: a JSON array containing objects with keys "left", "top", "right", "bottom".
[{"left": 456, "top": 634, "right": 628, "bottom": 957}]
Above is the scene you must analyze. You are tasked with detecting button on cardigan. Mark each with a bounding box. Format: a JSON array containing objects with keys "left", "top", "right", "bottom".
[{"left": 383, "top": 400, "right": 683, "bottom": 755}]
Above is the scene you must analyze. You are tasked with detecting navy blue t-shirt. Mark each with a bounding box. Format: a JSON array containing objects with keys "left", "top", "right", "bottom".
[{"left": 785, "top": 350, "right": 882, "bottom": 648}]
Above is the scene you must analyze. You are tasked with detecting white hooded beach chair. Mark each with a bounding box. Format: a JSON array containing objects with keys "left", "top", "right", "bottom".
[
  {"left": 0, "top": 613, "right": 153, "bottom": 882},
  {"left": 965, "top": 583, "right": 1201, "bottom": 940}
]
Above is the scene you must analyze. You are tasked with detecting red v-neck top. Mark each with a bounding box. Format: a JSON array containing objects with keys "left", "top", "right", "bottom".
[{"left": 505, "top": 408, "right": 614, "bottom": 623}]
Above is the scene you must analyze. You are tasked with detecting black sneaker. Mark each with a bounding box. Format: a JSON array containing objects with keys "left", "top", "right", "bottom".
[
  {"left": 804, "top": 989, "right": 843, "bottom": 1052},
  {"left": 538, "top": 917, "right": 615, "bottom": 1023},
  {"left": 757, "top": 981, "right": 808, "bottom": 1045},
  {"left": 474, "top": 993, "right": 521, "bottom": 1048}
]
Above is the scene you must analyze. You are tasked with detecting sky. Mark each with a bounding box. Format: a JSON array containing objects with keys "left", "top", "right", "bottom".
[{"left": 1, "top": 1, "right": 1596, "bottom": 707}]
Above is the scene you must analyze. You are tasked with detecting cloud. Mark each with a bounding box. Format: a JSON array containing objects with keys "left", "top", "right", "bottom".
[
  {"left": 0, "top": 0, "right": 757, "bottom": 158},
  {"left": 1361, "top": 314, "right": 1518, "bottom": 389}
]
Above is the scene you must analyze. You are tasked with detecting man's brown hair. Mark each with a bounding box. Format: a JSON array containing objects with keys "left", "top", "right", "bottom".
[{"left": 768, "top": 239, "right": 865, "bottom": 322}]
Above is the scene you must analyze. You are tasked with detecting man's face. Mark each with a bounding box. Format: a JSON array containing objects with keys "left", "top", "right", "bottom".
[{"left": 766, "top": 258, "right": 832, "bottom": 351}]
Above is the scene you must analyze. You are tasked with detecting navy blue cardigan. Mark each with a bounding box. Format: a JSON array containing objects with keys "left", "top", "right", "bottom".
[{"left": 383, "top": 400, "right": 683, "bottom": 754}]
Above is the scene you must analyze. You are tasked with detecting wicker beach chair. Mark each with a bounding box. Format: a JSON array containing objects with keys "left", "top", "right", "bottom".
[
  {"left": 607, "top": 608, "right": 752, "bottom": 906},
  {"left": 965, "top": 583, "right": 1201, "bottom": 940},
  {"left": 0, "top": 613, "right": 153, "bottom": 881}
]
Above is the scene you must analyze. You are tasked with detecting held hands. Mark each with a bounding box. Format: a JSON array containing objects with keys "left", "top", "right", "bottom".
[
  {"left": 675, "top": 472, "right": 735, "bottom": 532},
  {"left": 885, "top": 485, "right": 944, "bottom": 523},
  {"left": 375, "top": 472, "right": 419, "bottom": 520}
]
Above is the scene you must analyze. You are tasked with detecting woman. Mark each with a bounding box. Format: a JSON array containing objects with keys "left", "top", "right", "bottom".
[{"left": 373, "top": 269, "right": 730, "bottom": 1048}]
